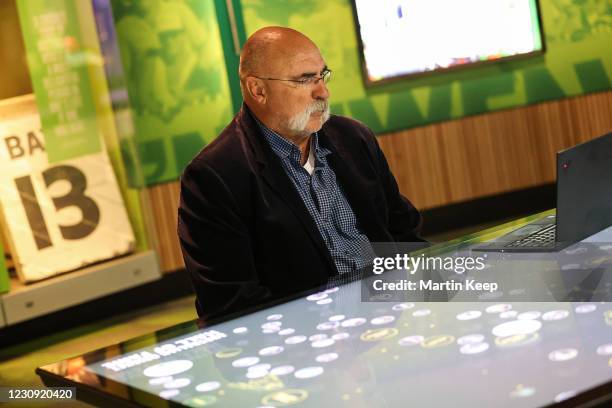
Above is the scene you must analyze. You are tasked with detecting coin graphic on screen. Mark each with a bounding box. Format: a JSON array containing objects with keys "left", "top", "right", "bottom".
[
  {"left": 307, "top": 293, "right": 328, "bottom": 301},
  {"left": 232, "top": 356, "right": 260, "bottom": 368},
  {"left": 500, "top": 311, "right": 518, "bottom": 319},
  {"left": 317, "top": 321, "right": 340, "bottom": 330},
  {"left": 398, "top": 335, "right": 424, "bottom": 346},
  {"left": 548, "top": 348, "right": 578, "bottom": 362},
  {"left": 329, "top": 314, "right": 346, "bottom": 322},
  {"left": 259, "top": 346, "right": 284, "bottom": 357},
  {"left": 285, "top": 336, "right": 307, "bottom": 345},
  {"left": 456, "top": 311, "right": 482, "bottom": 321},
  {"left": 392, "top": 303, "right": 415, "bottom": 311},
  {"left": 233, "top": 327, "right": 248, "bottom": 334},
  {"left": 486, "top": 304, "right": 512, "bottom": 314},
  {"left": 517, "top": 311, "right": 541, "bottom": 320},
  {"left": 457, "top": 334, "right": 485, "bottom": 346},
  {"left": 412, "top": 309, "right": 431, "bottom": 317},
  {"left": 143, "top": 360, "right": 194, "bottom": 377},
  {"left": 421, "top": 335, "right": 455, "bottom": 349},
  {"left": 163, "top": 378, "right": 191, "bottom": 389},
  {"left": 149, "top": 376, "right": 173, "bottom": 386},
  {"left": 332, "top": 333, "right": 350, "bottom": 341},
  {"left": 278, "top": 328, "right": 295, "bottom": 336},
  {"left": 361, "top": 328, "right": 399, "bottom": 342},
  {"left": 309, "top": 334, "right": 328, "bottom": 342},
  {"left": 215, "top": 348, "right": 242, "bottom": 359},
  {"left": 195, "top": 381, "right": 221, "bottom": 392},
  {"left": 460, "top": 342, "right": 489, "bottom": 355},
  {"left": 575, "top": 304, "right": 597, "bottom": 314},
  {"left": 371, "top": 315, "right": 395, "bottom": 325},
  {"left": 261, "top": 389, "right": 308, "bottom": 406},
  {"left": 341, "top": 318, "right": 367, "bottom": 328},
  {"left": 270, "top": 365, "right": 295, "bottom": 376},
  {"left": 295, "top": 367, "right": 324, "bottom": 379},
  {"left": 325, "top": 287, "right": 340, "bottom": 294},
  {"left": 554, "top": 390, "right": 577, "bottom": 402},
  {"left": 311, "top": 338, "right": 335, "bottom": 348},
  {"left": 267, "top": 314, "right": 283, "bottom": 321},
  {"left": 492, "top": 320, "right": 542, "bottom": 337},
  {"left": 317, "top": 298, "right": 333, "bottom": 305},
  {"left": 316, "top": 353, "right": 339, "bottom": 363},
  {"left": 261, "top": 322, "right": 282, "bottom": 330},
  {"left": 159, "top": 389, "right": 180, "bottom": 399},
  {"left": 542, "top": 310, "right": 569, "bottom": 321},
  {"left": 494, "top": 333, "right": 539, "bottom": 348},
  {"left": 596, "top": 344, "right": 612, "bottom": 355}
]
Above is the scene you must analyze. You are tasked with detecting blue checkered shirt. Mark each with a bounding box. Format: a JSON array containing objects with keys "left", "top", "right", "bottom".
[{"left": 256, "top": 120, "right": 374, "bottom": 275}]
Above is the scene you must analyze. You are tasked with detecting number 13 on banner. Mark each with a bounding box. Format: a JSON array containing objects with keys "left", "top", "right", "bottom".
[{"left": 0, "top": 113, "right": 135, "bottom": 283}]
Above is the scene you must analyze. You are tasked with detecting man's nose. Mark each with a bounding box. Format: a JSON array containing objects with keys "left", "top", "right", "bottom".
[{"left": 312, "top": 79, "right": 330, "bottom": 100}]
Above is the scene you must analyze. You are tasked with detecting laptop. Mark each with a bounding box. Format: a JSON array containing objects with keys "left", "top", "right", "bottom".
[{"left": 473, "top": 131, "right": 612, "bottom": 252}]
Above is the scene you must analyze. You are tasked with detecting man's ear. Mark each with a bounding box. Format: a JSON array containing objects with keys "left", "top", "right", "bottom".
[{"left": 245, "top": 77, "right": 267, "bottom": 104}]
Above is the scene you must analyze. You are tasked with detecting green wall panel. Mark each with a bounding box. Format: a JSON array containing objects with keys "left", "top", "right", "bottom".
[{"left": 239, "top": 0, "right": 612, "bottom": 134}]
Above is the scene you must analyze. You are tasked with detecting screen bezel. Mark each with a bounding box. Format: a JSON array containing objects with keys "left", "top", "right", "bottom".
[{"left": 349, "top": 0, "right": 546, "bottom": 87}]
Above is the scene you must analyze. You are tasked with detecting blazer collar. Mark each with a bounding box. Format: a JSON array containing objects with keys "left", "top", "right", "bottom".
[{"left": 236, "top": 104, "right": 339, "bottom": 275}]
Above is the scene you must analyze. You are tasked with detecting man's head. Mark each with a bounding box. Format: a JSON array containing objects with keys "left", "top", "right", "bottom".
[{"left": 239, "top": 27, "right": 330, "bottom": 141}]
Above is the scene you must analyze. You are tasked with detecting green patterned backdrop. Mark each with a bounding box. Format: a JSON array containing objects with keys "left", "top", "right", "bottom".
[{"left": 112, "top": 0, "right": 611, "bottom": 185}]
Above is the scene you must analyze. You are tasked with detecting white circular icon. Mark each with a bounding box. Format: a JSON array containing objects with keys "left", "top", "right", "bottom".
[
  {"left": 233, "top": 327, "right": 248, "bottom": 334},
  {"left": 548, "top": 348, "right": 578, "bottom": 362},
  {"left": 575, "top": 304, "right": 597, "bottom": 314},
  {"left": 517, "top": 311, "right": 541, "bottom": 320},
  {"left": 232, "top": 356, "right": 260, "bottom": 368},
  {"left": 499, "top": 310, "right": 518, "bottom": 319},
  {"left": 307, "top": 293, "right": 328, "bottom": 301},
  {"left": 143, "top": 360, "right": 194, "bottom": 378},
  {"left": 392, "top": 303, "right": 415, "bottom": 311},
  {"left": 159, "top": 389, "right": 180, "bottom": 399},
  {"left": 332, "top": 332, "right": 350, "bottom": 341},
  {"left": 270, "top": 365, "right": 295, "bottom": 376},
  {"left": 163, "top": 378, "right": 191, "bottom": 389},
  {"left": 456, "top": 310, "right": 482, "bottom": 321},
  {"left": 317, "top": 298, "right": 333, "bottom": 305},
  {"left": 412, "top": 309, "right": 431, "bottom": 317},
  {"left": 398, "top": 335, "right": 424, "bottom": 346},
  {"left": 460, "top": 342, "right": 489, "bottom": 355},
  {"left": 596, "top": 344, "right": 612, "bottom": 355},
  {"left": 371, "top": 315, "right": 396, "bottom": 325},
  {"left": 317, "top": 321, "right": 340, "bottom": 330},
  {"left": 492, "top": 320, "right": 542, "bottom": 338},
  {"left": 266, "top": 314, "right": 283, "bottom": 321},
  {"left": 195, "top": 381, "right": 221, "bottom": 392},
  {"left": 294, "top": 366, "right": 324, "bottom": 379},
  {"left": 341, "top": 318, "right": 367, "bottom": 328},
  {"left": 457, "top": 334, "right": 485, "bottom": 346},
  {"left": 316, "top": 353, "right": 339, "bottom": 363},
  {"left": 278, "top": 328, "right": 295, "bottom": 336},
  {"left": 486, "top": 304, "right": 512, "bottom": 314},
  {"left": 259, "top": 346, "right": 284, "bottom": 356},
  {"left": 285, "top": 335, "right": 307, "bottom": 345},
  {"left": 312, "top": 338, "right": 335, "bottom": 348},
  {"left": 542, "top": 310, "right": 569, "bottom": 321},
  {"left": 329, "top": 314, "right": 346, "bottom": 322}
]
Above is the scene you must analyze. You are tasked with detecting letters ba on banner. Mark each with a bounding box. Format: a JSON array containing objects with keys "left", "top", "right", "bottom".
[{"left": 0, "top": 97, "right": 135, "bottom": 283}]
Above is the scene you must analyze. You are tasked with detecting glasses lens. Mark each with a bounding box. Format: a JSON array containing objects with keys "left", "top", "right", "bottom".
[{"left": 323, "top": 70, "right": 331, "bottom": 84}]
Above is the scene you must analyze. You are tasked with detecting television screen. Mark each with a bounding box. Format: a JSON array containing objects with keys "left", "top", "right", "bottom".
[{"left": 352, "top": 0, "right": 544, "bottom": 84}]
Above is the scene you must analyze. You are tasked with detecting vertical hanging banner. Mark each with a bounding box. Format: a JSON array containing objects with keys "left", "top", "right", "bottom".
[
  {"left": 16, "top": 0, "right": 102, "bottom": 162},
  {"left": 109, "top": 0, "right": 235, "bottom": 185}
]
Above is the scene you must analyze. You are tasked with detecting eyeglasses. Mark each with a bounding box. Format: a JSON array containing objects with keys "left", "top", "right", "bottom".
[{"left": 253, "top": 69, "right": 332, "bottom": 87}]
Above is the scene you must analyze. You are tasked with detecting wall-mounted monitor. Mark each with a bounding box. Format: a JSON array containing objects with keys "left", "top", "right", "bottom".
[{"left": 351, "top": 0, "right": 545, "bottom": 85}]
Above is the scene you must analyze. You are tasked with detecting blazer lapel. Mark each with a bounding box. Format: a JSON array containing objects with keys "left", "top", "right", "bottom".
[
  {"left": 320, "top": 128, "right": 384, "bottom": 242},
  {"left": 237, "top": 107, "right": 338, "bottom": 274}
]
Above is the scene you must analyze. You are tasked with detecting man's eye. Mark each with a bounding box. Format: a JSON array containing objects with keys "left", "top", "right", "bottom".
[{"left": 297, "top": 78, "right": 312, "bottom": 85}]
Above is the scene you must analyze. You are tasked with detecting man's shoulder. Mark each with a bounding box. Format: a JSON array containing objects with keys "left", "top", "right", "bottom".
[{"left": 183, "top": 114, "right": 254, "bottom": 177}]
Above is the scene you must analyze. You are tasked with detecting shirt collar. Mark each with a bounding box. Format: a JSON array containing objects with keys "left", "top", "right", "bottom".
[{"left": 253, "top": 113, "right": 331, "bottom": 164}]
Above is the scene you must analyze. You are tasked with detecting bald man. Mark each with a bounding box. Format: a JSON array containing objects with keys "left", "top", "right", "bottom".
[{"left": 178, "top": 27, "right": 424, "bottom": 320}]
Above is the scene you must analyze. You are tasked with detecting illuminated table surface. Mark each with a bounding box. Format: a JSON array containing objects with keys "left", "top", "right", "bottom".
[{"left": 37, "top": 211, "right": 612, "bottom": 407}]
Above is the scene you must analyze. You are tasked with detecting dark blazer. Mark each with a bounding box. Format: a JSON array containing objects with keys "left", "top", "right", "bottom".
[{"left": 178, "top": 105, "right": 423, "bottom": 320}]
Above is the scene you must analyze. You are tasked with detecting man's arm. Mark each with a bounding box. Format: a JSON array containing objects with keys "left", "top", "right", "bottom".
[{"left": 178, "top": 160, "right": 269, "bottom": 320}]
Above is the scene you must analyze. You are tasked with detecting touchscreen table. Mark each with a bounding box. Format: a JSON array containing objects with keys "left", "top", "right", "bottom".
[{"left": 37, "top": 215, "right": 612, "bottom": 407}]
